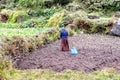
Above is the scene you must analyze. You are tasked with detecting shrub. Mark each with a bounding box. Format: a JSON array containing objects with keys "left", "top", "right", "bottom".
[
  {"left": 59, "top": 15, "right": 73, "bottom": 27},
  {"left": 80, "top": 0, "right": 120, "bottom": 11},
  {"left": 46, "top": 11, "right": 65, "bottom": 27},
  {"left": 8, "top": 10, "right": 29, "bottom": 23},
  {"left": 29, "top": 6, "right": 58, "bottom": 17},
  {"left": 0, "top": 9, "right": 29, "bottom": 23},
  {"left": 59, "top": 10, "right": 87, "bottom": 28},
  {"left": 18, "top": 0, "right": 54, "bottom": 8},
  {"left": 89, "top": 18, "right": 110, "bottom": 33}
]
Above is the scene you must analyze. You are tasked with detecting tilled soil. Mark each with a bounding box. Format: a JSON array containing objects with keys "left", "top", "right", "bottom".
[{"left": 16, "top": 33, "right": 120, "bottom": 72}]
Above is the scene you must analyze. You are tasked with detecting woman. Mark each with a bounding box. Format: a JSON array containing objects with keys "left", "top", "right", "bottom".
[{"left": 60, "top": 28, "right": 69, "bottom": 51}]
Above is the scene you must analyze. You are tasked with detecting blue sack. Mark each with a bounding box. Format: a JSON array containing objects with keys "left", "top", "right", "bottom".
[{"left": 70, "top": 47, "right": 78, "bottom": 55}]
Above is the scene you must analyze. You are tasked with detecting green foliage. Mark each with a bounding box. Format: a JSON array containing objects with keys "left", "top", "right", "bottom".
[
  {"left": 0, "top": 22, "right": 19, "bottom": 28},
  {"left": 0, "top": 9, "right": 29, "bottom": 23},
  {"left": 60, "top": 10, "right": 87, "bottom": 28},
  {"left": 89, "top": 18, "right": 110, "bottom": 33},
  {"left": 24, "top": 7, "right": 58, "bottom": 27},
  {"left": 47, "top": 28, "right": 60, "bottom": 42},
  {"left": 0, "top": 28, "right": 60, "bottom": 56},
  {"left": 0, "top": 57, "right": 13, "bottom": 80},
  {"left": 80, "top": 0, "right": 120, "bottom": 11},
  {"left": 59, "top": 9, "right": 111, "bottom": 33},
  {"left": 8, "top": 10, "right": 29, "bottom": 23},
  {"left": 1, "top": 68, "right": 120, "bottom": 80},
  {"left": 1, "top": 1, "right": 120, "bottom": 80},
  {"left": 20, "top": 17, "right": 48, "bottom": 28},
  {"left": 18, "top": 0, "right": 71, "bottom": 8},
  {"left": 60, "top": 15, "right": 73, "bottom": 27},
  {"left": 66, "top": 1, "right": 85, "bottom": 11},
  {"left": 0, "top": 0, "right": 16, "bottom": 9},
  {"left": 30, "top": 6, "right": 58, "bottom": 17},
  {"left": 46, "top": 11, "right": 65, "bottom": 27},
  {"left": 67, "top": 29, "right": 75, "bottom": 36},
  {"left": 0, "top": 28, "right": 48, "bottom": 37},
  {"left": 73, "top": 27, "right": 80, "bottom": 33},
  {"left": 18, "top": 0, "right": 54, "bottom": 8}
]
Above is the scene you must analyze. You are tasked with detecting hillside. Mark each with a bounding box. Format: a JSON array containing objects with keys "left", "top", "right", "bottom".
[{"left": 0, "top": 0, "right": 120, "bottom": 80}]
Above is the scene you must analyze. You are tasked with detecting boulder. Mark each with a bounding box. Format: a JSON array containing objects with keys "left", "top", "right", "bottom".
[{"left": 110, "top": 18, "right": 120, "bottom": 36}]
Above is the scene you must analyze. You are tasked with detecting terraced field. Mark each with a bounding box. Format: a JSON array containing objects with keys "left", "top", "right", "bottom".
[{"left": 16, "top": 33, "right": 120, "bottom": 72}]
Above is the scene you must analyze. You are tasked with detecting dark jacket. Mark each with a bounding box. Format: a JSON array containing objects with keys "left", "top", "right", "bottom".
[{"left": 60, "top": 29, "right": 68, "bottom": 39}]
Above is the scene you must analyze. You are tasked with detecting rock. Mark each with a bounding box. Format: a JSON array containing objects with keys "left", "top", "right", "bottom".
[
  {"left": 27, "top": 9, "right": 33, "bottom": 16},
  {"left": 0, "top": 14, "right": 8, "bottom": 22},
  {"left": 110, "top": 18, "right": 120, "bottom": 36},
  {"left": 66, "top": 24, "right": 76, "bottom": 29},
  {"left": 0, "top": 0, "right": 6, "bottom": 4},
  {"left": 114, "top": 12, "right": 120, "bottom": 18},
  {"left": 66, "top": 2, "right": 82, "bottom": 11},
  {"left": 87, "top": 13, "right": 101, "bottom": 19},
  {"left": 0, "top": 9, "right": 13, "bottom": 22},
  {"left": 29, "top": 21, "right": 36, "bottom": 27},
  {"left": 70, "top": 6, "right": 81, "bottom": 11}
]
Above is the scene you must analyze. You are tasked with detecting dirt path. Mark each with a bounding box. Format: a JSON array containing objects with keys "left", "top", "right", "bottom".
[{"left": 16, "top": 33, "right": 120, "bottom": 72}]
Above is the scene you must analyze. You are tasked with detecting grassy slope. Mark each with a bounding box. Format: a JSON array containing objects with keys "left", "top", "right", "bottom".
[{"left": 0, "top": 1, "right": 120, "bottom": 80}]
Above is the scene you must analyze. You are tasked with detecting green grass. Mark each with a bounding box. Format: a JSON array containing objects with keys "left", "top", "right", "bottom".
[
  {"left": 1, "top": 68, "right": 120, "bottom": 80},
  {"left": 0, "top": 22, "right": 19, "bottom": 28},
  {"left": 0, "top": 28, "right": 49, "bottom": 37}
]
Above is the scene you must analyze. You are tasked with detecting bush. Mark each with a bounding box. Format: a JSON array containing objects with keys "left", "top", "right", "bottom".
[
  {"left": 18, "top": 0, "right": 71, "bottom": 8},
  {"left": 0, "top": 22, "right": 19, "bottom": 28},
  {"left": 89, "top": 18, "right": 110, "bottom": 33},
  {"left": 60, "top": 15, "right": 73, "bottom": 27},
  {"left": 0, "top": 9, "right": 29, "bottom": 23},
  {"left": 46, "top": 11, "right": 65, "bottom": 27},
  {"left": 80, "top": 0, "right": 120, "bottom": 11},
  {"left": 59, "top": 10, "right": 87, "bottom": 28},
  {"left": 29, "top": 6, "right": 58, "bottom": 17},
  {"left": 18, "top": 0, "right": 54, "bottom": 8},
  {"left": 8, "top": 10, "right": 29, "bottom": 23}
]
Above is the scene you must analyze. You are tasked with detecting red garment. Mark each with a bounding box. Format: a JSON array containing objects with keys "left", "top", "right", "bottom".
[{"left": 61, "top": 39, "right": 69, "bottom": 51}]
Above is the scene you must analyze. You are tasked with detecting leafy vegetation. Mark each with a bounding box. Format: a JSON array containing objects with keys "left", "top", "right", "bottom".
[
  {"left": 0, "top": 22, "right": 18, "bottom": 28},
  {"left": 46, "top": 11, "right": 65, "bottom": 27},
  {"left": 0, "top": 28, "right": 48, "bottom": 37},
  {"left": 79, "top": 0, "right": 120, "bottom": 11},
  {"left": 29, "top": 6, "right": 58, "bottom": 17},
  {"left": 17, "top": 0, "right": 72, "bottom": 8},
  {"left": 18, "top": 0, "right": 52, "bottom": 8},
  {"left": 9, "top": 10, "right": 29, "bottom": 23},
  {"left": 0, "top": 9, "right": 29, "bottom": 23}
]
